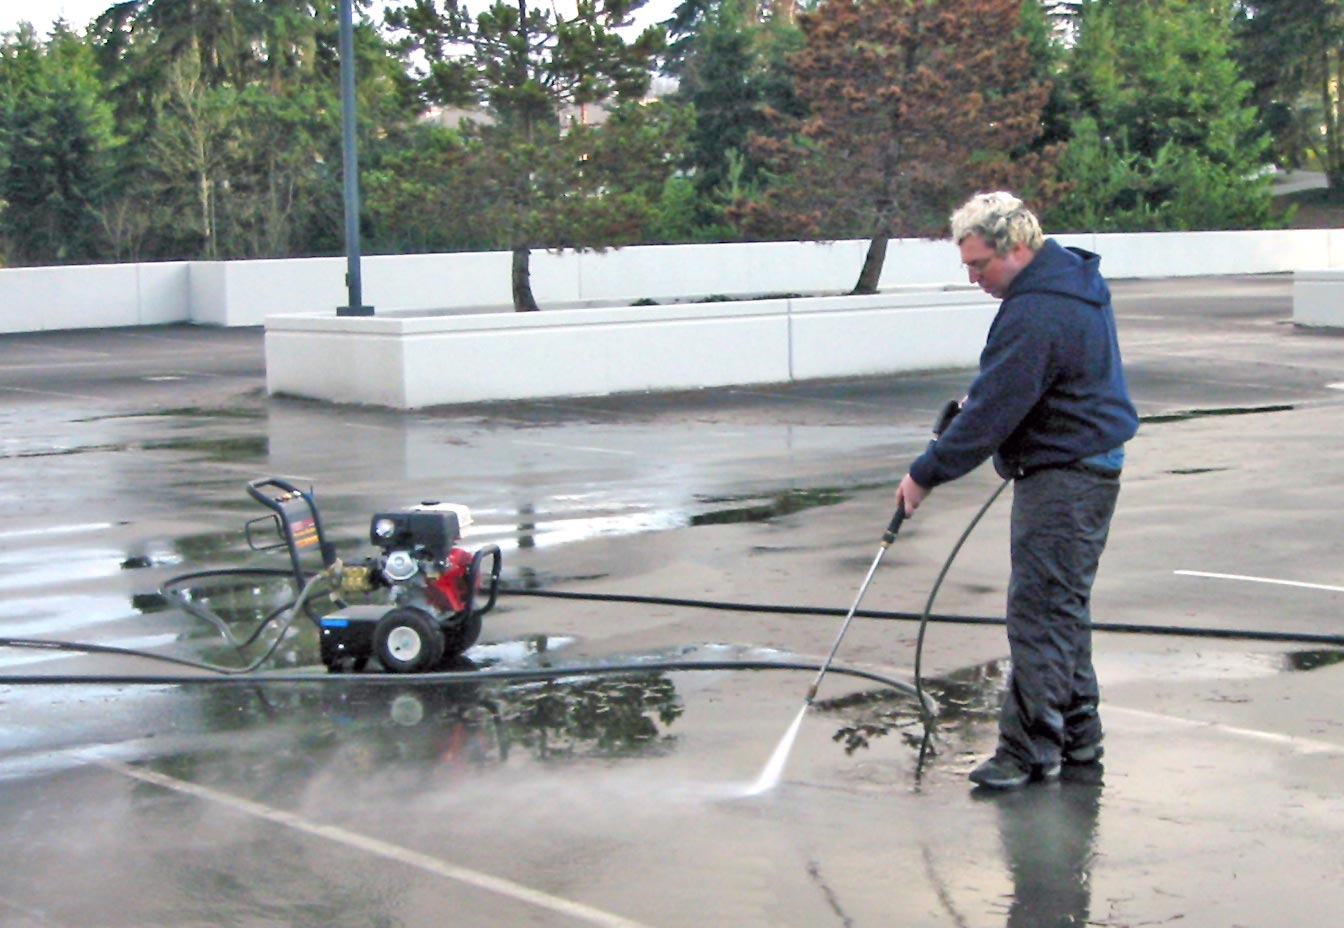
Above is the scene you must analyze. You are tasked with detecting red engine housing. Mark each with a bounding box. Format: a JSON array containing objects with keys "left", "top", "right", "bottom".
[{"left": 427, "top": 547, "right": 475, "bottom": 614}]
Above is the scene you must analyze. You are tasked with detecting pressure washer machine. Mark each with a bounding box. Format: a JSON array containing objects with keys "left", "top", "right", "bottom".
[{"left": 240, "top": 477, "right": 501, "bottom": 674}]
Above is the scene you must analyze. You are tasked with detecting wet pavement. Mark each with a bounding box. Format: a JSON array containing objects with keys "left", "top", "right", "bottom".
[{"left": 1, "top": 274, "right": 1343, "bottom": 926}]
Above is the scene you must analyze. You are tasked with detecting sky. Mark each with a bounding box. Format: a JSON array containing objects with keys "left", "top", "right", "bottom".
[
  {"left": 2, "top": 0, "right": 677, "bottom": 36},
  {"left": 2, "top": 0, "right": 113, "bottom": 34}
]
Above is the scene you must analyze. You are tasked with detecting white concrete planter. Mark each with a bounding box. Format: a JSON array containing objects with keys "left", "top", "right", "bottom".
[
  {"left": 264, "top": 286, "right": 997, "bottom": 409},
  {"left": 1293, "top": 270, "right": 1344, "bottom": 328}
]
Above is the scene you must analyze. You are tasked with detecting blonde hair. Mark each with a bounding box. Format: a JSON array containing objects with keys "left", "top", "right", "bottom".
[{"left": 950, "top": 192, "right": 1044, "bottom": 254}]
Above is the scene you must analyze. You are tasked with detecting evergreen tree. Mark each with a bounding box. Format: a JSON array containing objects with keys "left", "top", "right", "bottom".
[
  {"left": 87, "top": 0, "right": 413, "bottom": 261},
  {"left": 0, "top": 25, "right": 120, "bottom": 265},
  {"left": 1237, "top": 0, "right": 1344, "bottom": 191},
  {"left": 669, "top": 0, "right": 801, "bottom": 236},
  {"left": 386, "top": 0, "right": 673, "bottom": 310},
  {"left": 1050, "top": 0, "right": 1277, "bottom": 231}
]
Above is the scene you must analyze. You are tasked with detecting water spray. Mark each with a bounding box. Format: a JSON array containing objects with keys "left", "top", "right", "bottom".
[
  {"left": 745, "top": 400, "right": 964, "bottom": 795},
  {"left": 742, "top": 505, "right": 906, "bottom": 797}
]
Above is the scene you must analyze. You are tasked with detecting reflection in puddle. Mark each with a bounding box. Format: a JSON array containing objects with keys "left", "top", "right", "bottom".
[
  {"left": 822, "top": 649, "right": 1344, "bottom": 755},
  {"left": 689, "top": 487, "right": 854, "bottom": 526},
  {"left": 1286, "top": 649, "right": 1344, "bottom": 671},
  {"left": 170, "top": 666, "right": 687, "bottom": 784},
  {"left": 976, "top": 767, "right": 1103, "bottom": 928},
  {"left": 824, "top": 660, "right": 1005, "bottom": 756}
]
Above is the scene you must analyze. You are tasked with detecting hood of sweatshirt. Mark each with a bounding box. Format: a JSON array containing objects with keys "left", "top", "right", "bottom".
[{"left": 1007, "top": 240, "right": 1110, "bottom": 309}]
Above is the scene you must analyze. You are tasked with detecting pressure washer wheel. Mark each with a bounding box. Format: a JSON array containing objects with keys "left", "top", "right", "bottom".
[
  {"left": 442, "top": 612, "right": 483, "bottom": 655},
  {"left": 374, "top": 607, "right": 445, "bottom": 673}
]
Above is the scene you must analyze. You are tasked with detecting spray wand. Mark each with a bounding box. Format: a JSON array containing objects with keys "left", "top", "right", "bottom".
[
  {"left": 744, "top": 506, "right": 907, "bottom": 797},
  {"left": 804, "top": 503, "right": 906, "bottom": 704},
  {"left": 804, "top": 398, "right": 963, "bottom": 705}
]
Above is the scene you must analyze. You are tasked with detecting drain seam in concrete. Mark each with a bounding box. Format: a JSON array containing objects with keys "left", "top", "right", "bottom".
[{"left": 74, "top": 751, "right": 655, "bottom": 928}]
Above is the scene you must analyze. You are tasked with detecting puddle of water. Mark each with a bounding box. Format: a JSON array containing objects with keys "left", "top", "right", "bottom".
[
  {"left": 158, "top": 664, "right": 688, "bottom": 782},
  {"left": 142, "top": 435, "right": 269, "bottom": 461},
  {"left": 818, "top": 648, "right": 1344, "bottom": 756},
  {"left": 690, "top": 486, "right": 853, "bottom": 526},
  {"left": 468, "top": 634, "right": 578, "bottom": 665},
  {"left": 1141, "top": 404, "right": 1294, "bottom": 424}
]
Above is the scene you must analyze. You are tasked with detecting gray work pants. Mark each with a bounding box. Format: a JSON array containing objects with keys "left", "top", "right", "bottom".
[{"left": 998, "top": 464, "right": 1120, "bottom": 770}]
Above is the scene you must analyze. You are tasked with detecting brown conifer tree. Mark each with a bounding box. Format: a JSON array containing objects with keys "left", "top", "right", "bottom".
[{"left": 739, "top": 0, "right": 1058, "bottom": 293}]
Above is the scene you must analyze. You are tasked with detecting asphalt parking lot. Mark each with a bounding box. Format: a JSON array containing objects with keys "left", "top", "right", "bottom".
[{"left": 0, "top": 273, "right": 1342, "bottom": 927}]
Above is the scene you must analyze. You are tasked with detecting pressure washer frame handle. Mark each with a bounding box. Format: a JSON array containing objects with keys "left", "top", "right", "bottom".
[
  {"left": 244, "top": 477, "right": 339, "bottom": 584},
  {"left": 466, "top": 544, "right": 503, "bottom": 617}
]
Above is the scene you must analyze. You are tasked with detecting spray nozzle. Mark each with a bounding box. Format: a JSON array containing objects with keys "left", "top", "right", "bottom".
[{"left": 881, "top": 504, "right": 906, "bottom": 546}]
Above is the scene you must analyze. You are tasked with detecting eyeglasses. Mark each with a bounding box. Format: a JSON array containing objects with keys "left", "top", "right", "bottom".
[{"left": 963, "top": 254, "right": 996, "bottom": 274}]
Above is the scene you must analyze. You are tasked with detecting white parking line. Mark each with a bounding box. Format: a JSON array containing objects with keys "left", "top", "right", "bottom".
[
  {"left": 512, "top": 439, "right": 638, "bottom": 456},
  {"left": 1109, "top": 705, "right": 1344, "bottom": 756},
  {"left": 1175, "top": 570, "right": 1344, "bottom": 595},
  {"left": 79, "top": 753, "right": 655, "bottom": 928},
  {"left": 0, "top": 523, "right": 113, "bottom": 541},
  {"left": 0, "top": 384, "right": 110, "bottom": 402}
]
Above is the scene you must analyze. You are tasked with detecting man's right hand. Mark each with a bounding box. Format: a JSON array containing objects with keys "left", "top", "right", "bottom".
[{"left": 896, "top": 473, "right": 928, "bottom": 515}]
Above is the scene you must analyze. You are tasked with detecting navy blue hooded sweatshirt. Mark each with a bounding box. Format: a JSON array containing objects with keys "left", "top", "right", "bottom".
[{"left": 909, "top": 239, "right": 1139, "bottom": 487}]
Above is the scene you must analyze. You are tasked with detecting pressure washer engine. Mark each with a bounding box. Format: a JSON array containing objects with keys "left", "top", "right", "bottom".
[{"left": 241, "top": 477, "right": 501, "bottom": 674}]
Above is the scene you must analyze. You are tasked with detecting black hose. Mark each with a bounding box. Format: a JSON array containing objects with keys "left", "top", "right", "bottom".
[
  {"left": 8, "top": 488, "right": 1342, "bottom": 699},
  {"left": 912, "top": 477, "right": 1012, "bottom": 719},
  {"left": 7, "top": 572, "right": 334, "bottom": 677},
  {"left": 503, "top": 589, "right": 1344, "bottom": 647},
  {"left": 159, "top": 567, "right": 324, "bottom": 648}
]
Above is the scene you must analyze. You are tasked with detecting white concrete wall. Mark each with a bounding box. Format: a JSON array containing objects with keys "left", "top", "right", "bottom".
[
  {"left": 212, "top": 228, "right": 1344, "bottom": 326},
  {"left": 1055, "top": 229, "right": 1344, "bottom": 279},
  {"left": 3, "top": 228, "right": 1344, "bottom": 333},
  {"left": 0, "top": 261, "right": 191, "bottom": 333},
  {"left": 220, "top": 240, "right": 959, "bottom": 326},
  {"left": 1292, "top": 270, "right": 1344, "bottom": 328},
  {"left": 264, "top": 286, "right": 997, "bottom": 408}
]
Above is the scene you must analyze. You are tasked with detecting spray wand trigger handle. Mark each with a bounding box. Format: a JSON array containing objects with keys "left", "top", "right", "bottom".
[{"left": 881, "top": 504, "right": 906, "bottom": 547}]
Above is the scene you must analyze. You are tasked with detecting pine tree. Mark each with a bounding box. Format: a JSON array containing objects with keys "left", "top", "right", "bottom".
[
  {"left": 387, "top": 0, "right": 670, "bottom": 310},
  {"left": 0, "top": 25, "right": 120, "bottom": 265},
  {"left": 1238, "top": 0, "right": 1344, "bottom": 191},
  {"left": 1051, "top": 0, "right": 1276, "bottom": 231}
]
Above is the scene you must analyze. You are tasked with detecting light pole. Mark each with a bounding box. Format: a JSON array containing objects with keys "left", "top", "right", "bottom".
[{"left": 338, "top": 0, "right": 373, "bottom": 316}]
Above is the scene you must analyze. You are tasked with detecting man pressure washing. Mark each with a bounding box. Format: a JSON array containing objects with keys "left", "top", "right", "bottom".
[{"left": 896, "top": 191, "right": 1139, "bottom": 790}]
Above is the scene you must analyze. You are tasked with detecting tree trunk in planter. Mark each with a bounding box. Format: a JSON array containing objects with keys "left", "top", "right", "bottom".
[
  {"left": 851, "top": 232, "right": 888, "bottom": 295},
  {"left": 512, "top": 245, "right": 540, "bottom": 312}
]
